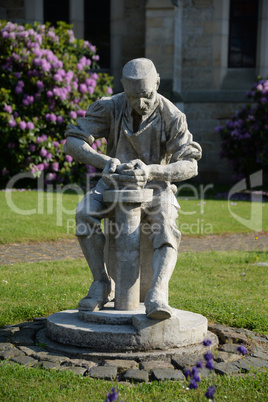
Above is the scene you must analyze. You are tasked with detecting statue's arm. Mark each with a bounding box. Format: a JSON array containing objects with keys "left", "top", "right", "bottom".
[{"left": 64, "top": 136, "right": 111, "bottom": 170}]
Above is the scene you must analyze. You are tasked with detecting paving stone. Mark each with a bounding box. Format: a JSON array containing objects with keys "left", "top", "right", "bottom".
[
  {"left": 0, "top": 327, "right": 20, "bottom": 337},
  {"left": 219, "top": 343, "right": 241, "bottom": 354},
  {"left": 209, "top": 324, "right": 248, "bottom": 344},
  {"left": 88, "top": 366, "right": 117, "bottom": 380},
  {"left": 234, "top": 357, "right": 268, "bottom": 372},
  {"left": 198, "top": 367, "right": 212, "bottom": 378},
  {"left": 38, "top": 361, "right": 62, "bottom": 370},
  {"left": 11, "top": 329, "right": 36, "bottom": 346},
  {"left": 152, "top": 369, "right": 184, "bottom": 381},
  {"left": 10, "top": 355, "right": 37, "bottom": 366},
  {"left": 17, "top": 345, "right": 46, "bottom": 356},
  {"left": 0, "top": 342, "right": 14, "bottom": 351},
  {"left": 123, "top": 369, "right": 149, "bottom": 382},
  {"left": 104, "top": 359, "right": 138, "bottom": 371},
  {"left": 171, "top": 354, "right": 203, "bottom": 370},
  {"left": 140, "top": 360, "right": 174, "bottom": 372},
  {"left": 250, "top": 349, "right": 268, "bottom": 360},
  {"left": 0, "top": 347, "right": 25, "bottom": 360},
  {"left": 214, "top": 351, "right": 242, "bottom": 363},
  {"left": 214, "top": 361, "right": 241, "bottom": 375},
  {"left": 64, "top": 358, "right": 97, "bottom": 369}
]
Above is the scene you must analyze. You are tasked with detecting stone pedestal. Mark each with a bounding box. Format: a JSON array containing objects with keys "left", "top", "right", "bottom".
[
  {"left": 46, "top": 304, "right": 211, "bottom": 352},
  {"left": 103, "top": 189, "right": 153, "bottom": 311}
]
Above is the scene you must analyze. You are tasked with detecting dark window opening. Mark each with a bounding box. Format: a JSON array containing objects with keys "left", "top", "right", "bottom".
[
  {"left": 84, "top": 0, "right": 111, "bottom": 69},
  {"left": 228, "top": 0, "right": 258, "bottom": 68},
  {"left": 44, "top": 0, "right": 70, "bottom": 26}
]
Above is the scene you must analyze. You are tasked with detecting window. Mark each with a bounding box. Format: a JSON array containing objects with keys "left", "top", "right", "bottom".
[
  {"left": 228, "top": 0, "right": 259, "bottom": 68},
  {"left": 84, "top": 0, "right": 110, "bottom": 68},
  {"left": 44, "top": 0, "right": 70, "bottom": 26}
]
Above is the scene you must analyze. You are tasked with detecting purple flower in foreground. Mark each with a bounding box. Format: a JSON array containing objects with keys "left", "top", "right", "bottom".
[
  {"left": 189, "top": 379, "right": 198, "bottom": 389},
  {"left": 204, "top": 352, "right": 214, "bottom": 361},
  {"left": 205, "top": 359, "right": 214, "bottom": 371},
  {"left": 237, "top": 345, "right": 247, "bottom": 356},
  {"left": 105, "top": 387, "right": 118, "bottom": 402},
  {"left": 203, "top": 339, "right": 212, "bottom": 347},
  {"left": 184, "top": 368, "right": 191, "bottom": 379},
  {"left": 205, "top": 385, "right": 216, "bottom": 400},
  {"left": 196, "top": 361, "right": 203, "bottom": 369},
  {"left": 29, "top": 144, "right": 36, "bottom": 152},
  {"left": 8, "top": 119, "right": 16, "bottom": 128}
]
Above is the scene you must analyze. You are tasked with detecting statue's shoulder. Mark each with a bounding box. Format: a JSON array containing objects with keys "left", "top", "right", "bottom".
[
  {"left": 86, "top": 93, "right": 126, "bottom": 117},
  {"left": 157, "top": 94, "right": 184, "bottom": 119}
]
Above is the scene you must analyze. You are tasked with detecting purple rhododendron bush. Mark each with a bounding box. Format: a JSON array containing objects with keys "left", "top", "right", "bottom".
[
  {"left": 217, "top": 79, "right": 268, "bottom": 182},
  {"left": 0, "top": 20, "right": 112, "bottom": 188}
]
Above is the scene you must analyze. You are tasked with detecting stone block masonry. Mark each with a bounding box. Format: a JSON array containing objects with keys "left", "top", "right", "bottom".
[{"left": 0, "top": 319, "right": 267, "bottom": 382}]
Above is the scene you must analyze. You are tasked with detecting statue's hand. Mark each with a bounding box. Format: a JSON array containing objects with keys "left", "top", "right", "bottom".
[
  {"left": 118, "top": 159, "right": 150, "bottom": 188},
  {"left": 102, "top": 158, "right": 121, "bottom": 187}
]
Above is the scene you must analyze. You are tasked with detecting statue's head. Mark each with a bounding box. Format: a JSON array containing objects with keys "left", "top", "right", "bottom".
[{"left": 121, "top": 58, "right": 160, "bottom": 116}]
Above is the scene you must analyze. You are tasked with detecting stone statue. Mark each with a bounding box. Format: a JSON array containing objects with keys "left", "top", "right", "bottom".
[{"left": 64, "top": 58, "right": 202, "bottom": 320}]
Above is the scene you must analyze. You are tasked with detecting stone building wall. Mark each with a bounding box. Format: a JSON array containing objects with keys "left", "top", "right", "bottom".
[{"left": 0, "top": 0, "right": 25, "bottom": 21}]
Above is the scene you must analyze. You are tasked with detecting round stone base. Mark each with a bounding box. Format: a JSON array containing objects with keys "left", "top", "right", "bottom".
[{"left": 46, "top": 305, "right": 211, "bottom": 352}]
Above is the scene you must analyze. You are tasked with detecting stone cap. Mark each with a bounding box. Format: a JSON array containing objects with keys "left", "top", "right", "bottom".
[{"left": 103, "top": 189, "right": 153, "bottom": 204}]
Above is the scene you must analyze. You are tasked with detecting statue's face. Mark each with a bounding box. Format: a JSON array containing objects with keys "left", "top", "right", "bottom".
[{"left": 125, "top": 88, "right": 158, "bottom": 117}]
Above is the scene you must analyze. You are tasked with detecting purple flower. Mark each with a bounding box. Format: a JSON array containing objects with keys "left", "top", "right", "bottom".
[
  {"left": 14, "top": 72, "right": 21, "bottom": 79},
  {"left": 53, "top": 141, "right": 59, "bottom": 148},
  {"left": 204, "top": 352, "right": 214, "bottom": 361},
  {"left": 77, "top": 109, "right": 86, "bottom": 117},
  {"left": 184, "top": 368, "right": 191, "bottom": 379},
  {"left": 4, "top": 105, "right": 12, "bottom": 114},
  {"left": 60, "top": 139, "right": 66, "bottom": 145},
  {"left": 29, "top": 144, "right": 36, "bottom": 152},
  {"left": 65, "top": 155, "right": 73, "bottom": 163},
  {"left": 15, "top": 86, "right": 23, "bottom": 94},
  {"left": 47, "top": 173, "right": 56, "bottom": 181},
  {"left": 19, "top": 121, "right": 27, "bottom": 130},
  {"left": 69, "top": 111, "right": 77, "bottom": 119},
  {"left": 105, "top": 387, "right": 118, "bottom": 402},
  {"left": 205, "top": 385, "right": 216, "bottom": 400},
  {"left": 46, "top": 153, "right": 52, "bottom": 160},
  {"left": 36, "top": 80, "right": 44, "bottom": 90},
  {"left": 237, "top": 345, "right": 247, "bottom": 356},
  {"left": 88, "top": 86, "right": 94, "bottom": 94},
  {"left": 47, "top": 90, "right": 53, "bottom": 98},
  {"left": 52, "top": 162, "right": 59, "bottom": 172},
  {"left": 57, "top": 116, "right": 63, "bottom": 125},
  {"left": 203, "top": 339, "right": 212, "bottom": 347},
  {"left": 36, "top": 163, "right": 45, "bottom": 171},
  {"left": 50, "top": 113, "right": 57, "bottom": 123},
  {"left": 27, "top": 122, "right": 35, "bottom": 130},
  {"left": 196, "top": 361, "right": 203, "bottom": 369},
  {"left": 8, "top": 119, "right": 16, "bottom": 128},
  {"left": 189, "top": 379, "right": 198, "bottom": 389},
  {"left": 106, "top": 87, "right": 113, "bottom": 95},
  {"left": 40, "top": 149, "right": 47, "bottom": 157},
  {"left": 79, "top": 83, "right": 87, "bottom": 94},
  {"left": 205, "top": 359, "right": 214, "bottom": 370}
]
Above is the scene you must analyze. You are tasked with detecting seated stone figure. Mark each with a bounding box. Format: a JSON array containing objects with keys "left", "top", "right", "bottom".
[{"left": 64, "top": 58, "right": 202, "bottom": 320}]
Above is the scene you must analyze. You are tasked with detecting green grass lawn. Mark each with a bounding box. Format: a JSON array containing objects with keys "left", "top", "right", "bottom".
[
  {"left": 0, "top": 362, "right": 267, "bottom": 401},
  {"left": 1, "top": 251, "right": 267, "bottom": 333},
  {"left": 0, "top": 190, "right": 267, "bottom": 244}
]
